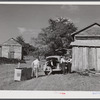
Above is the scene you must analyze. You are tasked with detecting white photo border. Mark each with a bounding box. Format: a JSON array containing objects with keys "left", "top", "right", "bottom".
[{"left": 0, "top": 1, "right": 100, "bottom": 99}]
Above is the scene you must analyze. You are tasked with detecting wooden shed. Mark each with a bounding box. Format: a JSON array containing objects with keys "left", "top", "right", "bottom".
[
  {"left": 2, "top": 38, "right": 22, "bottom": 60},
  {"left": 71, "top": 23, "right": 100, "bottom": 71}
]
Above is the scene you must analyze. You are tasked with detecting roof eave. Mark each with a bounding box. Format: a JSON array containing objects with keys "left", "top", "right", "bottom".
[{"left": 71, "top": 23, "right": 100, "bottom": 36}]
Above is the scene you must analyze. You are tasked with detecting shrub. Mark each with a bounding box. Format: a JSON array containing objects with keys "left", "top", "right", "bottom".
[{"left": 0, "top": 57, "right": 26, "bottom": 64}]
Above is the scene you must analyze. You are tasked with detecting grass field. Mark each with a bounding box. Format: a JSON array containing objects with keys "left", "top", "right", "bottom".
[{"left": 0, "top": 56, "right": 100, "bottom": 91}]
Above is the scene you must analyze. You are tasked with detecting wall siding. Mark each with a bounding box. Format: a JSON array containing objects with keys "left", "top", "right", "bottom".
[
  {"left": 74, "top": 47, "right": 79, "bottom": 71},
  {"left": 97, "top": 48, "right": 100, "bottom": 71},
  {"left": 82, "top": 47, "right": 88, "bottom": 70},
  {"left": 72, "top": 46, "right": 100, "bottom": 71},
  {"left": 72, "top": 47, "right": 75, "bottom": 71},
  {"left": 14, "top": 46, "right": 22, "bottom": 59},
  {"left": 88, "top": 48, "right": 92, "bottom": 69},
  {"left": 91, "top": 48, "right": 97, "bottom": 70},
  {"left": 14, "top": 46, "right": 21, "bottom": 53},
  {"left": 72, "top": 47, "right": 83, "bottom": 71},
  {"left": 2, "top": 45, "right": 22, "bottom": 59},
  {"left": 78, "top": 47, "right": 83, "bottom": 71},
  {"left": 2, "top": 46, "right": 9, "bottom": 58}
]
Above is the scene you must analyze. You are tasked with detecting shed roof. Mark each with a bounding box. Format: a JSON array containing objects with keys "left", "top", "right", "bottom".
[
  {"left": 2, "top": 38, "right": 22, "bottom": 46},
  {"left": 72, "top": 23, "right": 100, "bottom": 37},
  {"left": 71, "top": 40, "right": 100, "bottom": 47}
]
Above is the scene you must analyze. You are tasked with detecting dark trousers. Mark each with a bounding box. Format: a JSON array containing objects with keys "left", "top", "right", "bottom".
[
  {"left": 61, "top": 63, "right": 66, "bottom": 74},
  {"left": 67, "top": 63, "right": 72, "bottom": 73}
]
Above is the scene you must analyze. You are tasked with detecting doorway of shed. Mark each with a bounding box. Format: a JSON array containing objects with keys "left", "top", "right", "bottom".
[{"left": 8, "top": 51, "right": 14, "bottom": 59}]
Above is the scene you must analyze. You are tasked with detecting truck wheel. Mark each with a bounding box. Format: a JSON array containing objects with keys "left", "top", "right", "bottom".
[
  {"left": 44, "top": 66, "right": 52, "bottom": 75},
  {"left": 61, "top": 70, "right": 63, "bottom": 74},
  {"left": 44, "top": 71, "right": 50, "bottom": 75}
]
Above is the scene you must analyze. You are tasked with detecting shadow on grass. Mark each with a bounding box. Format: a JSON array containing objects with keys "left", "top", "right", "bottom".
[{"left": 38, "top": 74, "right": 46, "bottom": 78}]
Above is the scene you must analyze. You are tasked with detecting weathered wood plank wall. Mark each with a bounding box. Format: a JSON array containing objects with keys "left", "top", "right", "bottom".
[
  {"left": 2, "top": 46, "right": 9, "bottom": 58},
  {"left": 82, "top": 47, "right": 87, "bottom": 70},
  {"left": 72, "top": 47, "right": 100, "bottom": 71},
  {"left": 14, "top": 46, "right": 22, "bottom": 59},
  {"left": 2, "top": 45, "right": 22, "bottom": 59},
  {"left": 72, "top": 47, "right": 75, "bottom": 71},
  {"left": 97, "top": 48, "right": 100, "bottom": 71},
  {"left": 74, "top": 47, "right": 79, "bottom": 71}
]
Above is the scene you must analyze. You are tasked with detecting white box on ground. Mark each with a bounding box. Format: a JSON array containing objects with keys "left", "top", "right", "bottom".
[
  {"left": 14, "top": 67, "right": 32, "bottom": 81},
  {"left": 14, "top": 68, "right": 22, "bottom": 81}
]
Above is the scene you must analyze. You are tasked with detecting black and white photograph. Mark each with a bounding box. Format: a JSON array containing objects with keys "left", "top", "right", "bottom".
[{"left": 1, "top": 2, "right": 100, "bottom": 98}]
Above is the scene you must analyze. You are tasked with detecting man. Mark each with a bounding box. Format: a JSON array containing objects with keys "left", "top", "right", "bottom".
[
  {"left": 31, "top": 57, "right": 40, "bottom": 78},
  {"left": 45, "top": 60, "right": 53, "bottom": 75},
  {"left": 48, "top": 60, "right": 54, "bottom": 75},
  {"left": 67, "top": 57, "right": 72, "bottom": 73},
  {"left": 60, "top": 56, "right": 67, "bottom": 75}
]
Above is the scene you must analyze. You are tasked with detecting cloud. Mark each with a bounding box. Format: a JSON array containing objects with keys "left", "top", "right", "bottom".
[
  {"left": 17, "top": 27, "right": 40, "bottom": 43},
  {"left": 61, "top": 5, "right": 79, "bottom": 13},
  {"left": 17, "top": 27, "right": 26, "bottom": 34},
  {"left": 17, "top": 27, "right": 40, "bottom": 35}
]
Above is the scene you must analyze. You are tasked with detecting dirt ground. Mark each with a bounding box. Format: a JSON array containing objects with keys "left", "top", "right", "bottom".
[{"left": 1, "top": 56, "right": 100, "bottom": 91}]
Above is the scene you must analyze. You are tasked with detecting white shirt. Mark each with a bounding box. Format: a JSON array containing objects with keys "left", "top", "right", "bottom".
[
  {"left": 31, "top": 59, "right": 39, "bottom": 68},
  {"left": 60, "top": 58, "right": 66, "bottom": 63}
]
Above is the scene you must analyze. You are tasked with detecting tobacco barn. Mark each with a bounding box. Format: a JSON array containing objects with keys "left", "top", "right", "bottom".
[
  {"left": 71, "top": 23, "right": 100, "bottom": 71},
  {"left": 1, "top": 38, "right": 22, "bottom": 60}
]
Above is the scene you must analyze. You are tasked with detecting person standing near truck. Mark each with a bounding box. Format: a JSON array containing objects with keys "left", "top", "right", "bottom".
[
  {"left": 60, "top": 56, "right": 66, "bottom": 75},
  {"left": 31, "top": 57, "right": 40, "bottom": 78},
  {"left": 46, "top": 60, "right": 53, "bottom": 75},
  {"left": 67, "top": 57, "right": 72, "bottom": 73}
]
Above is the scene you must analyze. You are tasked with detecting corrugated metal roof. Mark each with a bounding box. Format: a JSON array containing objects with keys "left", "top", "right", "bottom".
[
  {"left": 71, "top": 40, "right": 100, "bottom": 47},
  {"left": 2, "top": 38, "right": 22, "bottom": 46}
]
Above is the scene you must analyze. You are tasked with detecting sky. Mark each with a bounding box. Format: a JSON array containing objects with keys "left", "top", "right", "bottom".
[{"left": 0, "top": 4, "right": 100, "bottom": 44}]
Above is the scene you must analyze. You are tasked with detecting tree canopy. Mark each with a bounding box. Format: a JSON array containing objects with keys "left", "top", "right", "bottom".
[
  {"left": 32, "top": 17, "right": 77, "bottom": 56},
  {"left": 16, "top": 35, "right": 35, "bottom": 56}
]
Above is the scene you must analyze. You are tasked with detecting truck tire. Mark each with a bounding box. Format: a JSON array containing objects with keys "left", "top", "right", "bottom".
[
  {"left": 44, "top": 71, "right": 50, "bottom": 75},
  {"left": 44, "top": 66, "right": 52, "bottom": 75}
]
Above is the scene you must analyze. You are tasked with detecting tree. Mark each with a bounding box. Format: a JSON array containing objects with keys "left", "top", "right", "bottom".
[
  {"left": 16, "top": 35, "right": 25, "bottom": 46},
  {"left": 32, "top": 17, "right": 77, "bottom": 56},
  {"left": 16, "top": 35, "right": 35, "bottom": 56}
]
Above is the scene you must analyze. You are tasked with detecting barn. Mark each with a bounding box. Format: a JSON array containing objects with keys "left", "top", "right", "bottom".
[
  {"left": 1, "top": 38, "right": 22, "bottom": 60},
  {"left": 71, "top": 23, "right": 100, "bottom": 71}
]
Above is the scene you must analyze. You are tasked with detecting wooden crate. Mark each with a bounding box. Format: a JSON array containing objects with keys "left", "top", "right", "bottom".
[{"left": 14, "top": 67, "right": 32, "bottom": 81}]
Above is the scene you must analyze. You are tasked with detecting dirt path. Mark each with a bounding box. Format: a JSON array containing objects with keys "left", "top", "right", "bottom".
[
  {"left": 3, "top": 73, "right": 100, "bottom": 91},
  {"left": 1, "top": 61, "right": 100, "bottom": 91}
]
